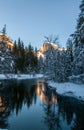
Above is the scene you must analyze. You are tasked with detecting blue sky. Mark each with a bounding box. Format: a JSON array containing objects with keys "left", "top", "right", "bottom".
[{"left": 0, "top": 0, "right": 81, "bottom": 49}]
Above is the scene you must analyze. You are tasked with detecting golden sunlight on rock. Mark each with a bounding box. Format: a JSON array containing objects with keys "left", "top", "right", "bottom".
[
  {"left": 0, "top": 33, "right": 14, "bottom": 50},
  {"left": 36, "top": 81, "right": 57, "bottom": 105}
]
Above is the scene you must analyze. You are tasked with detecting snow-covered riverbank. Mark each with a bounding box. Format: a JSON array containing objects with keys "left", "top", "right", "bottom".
[
  {"left": 0, "top": 74, "right": 44, "bottom": 80},
  {"left": 48, "top": 81, "right": 84, "bottom": 101},
  {"left": 0, "top": 74, "right": 84, "bottom": 101}
]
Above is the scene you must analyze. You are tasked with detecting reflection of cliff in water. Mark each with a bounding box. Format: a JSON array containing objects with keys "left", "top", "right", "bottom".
[
  {"left": 0, "top": 80, "right": 16, "bottom": 129},
  {"left": 0, "top": 96, "right": 7, "bottom": 129},
  {"left": 0, "top": 93, "right": 11, "bottom": 129},
  {"left": 0, "top": 80, "right": 57, "bottom": 129},
  {"left": 0, "top": 80, "right": 37, "bottom": 129},
  {"left": 0, "top": 80, "right": 84, "bottom": 130},
  {"left": 35, "top": 80, "right": 57, "bottom": 104}
]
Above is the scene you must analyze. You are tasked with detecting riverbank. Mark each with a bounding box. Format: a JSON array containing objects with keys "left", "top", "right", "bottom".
[
  {"left": 0, "top": 74, "right": 44, "bottom": 80},
  {"left": 0, "top": 74, "right": 84, "bottom": 101},
  {"left": 48, "top": 81, "right": 84, "bottom": 101}
]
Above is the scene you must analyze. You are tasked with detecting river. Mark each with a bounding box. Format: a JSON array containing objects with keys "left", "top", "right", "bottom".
[{"left": 0, "top": 79, "right": 84, "bottom": 130}]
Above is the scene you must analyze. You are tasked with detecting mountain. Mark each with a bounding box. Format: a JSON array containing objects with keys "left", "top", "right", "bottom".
[
  {"left": 37, "top": 42, "right": 66, "bottom": 59},
  {"left": 37, "top": 42, "right": 58, "bottom": 59},
  {"left": 39, "top": 42, "right": 59, "bottom": 53},
  {"left": 0, "top": 33, "right": 15, "bottom": 73},
  {"left": 0, "top": 33, "right": 14, "bottom": 50}
]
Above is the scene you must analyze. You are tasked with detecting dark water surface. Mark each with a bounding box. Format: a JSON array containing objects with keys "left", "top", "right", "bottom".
[{"left": 0, "top": 79, "right": 84, "bottom": 130}]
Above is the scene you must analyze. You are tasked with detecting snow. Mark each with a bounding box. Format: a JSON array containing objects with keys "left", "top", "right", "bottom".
[
  {"left": 48, "top": 81, "right": 84, "bottom": 101},
  {"left": 0, "top": 56, "right": 5, "bottom": 61},
  {"left": 70, "top": 74, "right": 84, "bottom": 78},
  {"left": 37, "top": 51, "right": 44, "bottom": 59},
  {"left": 0, "top": 74, "right": 43, "bottom": 80},
  {"left": 50, "top": 42, "right": 58, "bottom": 48},
  {"left": 69, "top": 74, "right": 84, "bottom": 84},
  {"left": 15, "top": 74, "right": 43, "bottom": 80},
  {"left": 10, "top": 60, "right": 14, "bottom": 67},
  {"left": 0, "top": 129, "right": 7, "bottom": 130}
]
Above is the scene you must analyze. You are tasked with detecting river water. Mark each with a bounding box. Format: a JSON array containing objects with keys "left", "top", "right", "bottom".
[{"left": 0, "top": 79, "right": 84, "bottom": 130}]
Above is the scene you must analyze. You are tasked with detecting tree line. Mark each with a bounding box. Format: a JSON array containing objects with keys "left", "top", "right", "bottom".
[{"left": 12, "top": 38, "right": 38, "bottom": 73}]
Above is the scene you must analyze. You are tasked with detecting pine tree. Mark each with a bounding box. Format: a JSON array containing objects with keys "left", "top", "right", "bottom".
[
  {"left": 12, "top": 38, "right": 25, "bottom": 73},
  {"left": 24, "top": 44, "right": 38, "bottom": 73},
  {"left": 73, "top": 0, "right": 84, "bottom": 47},
  {"left": 72, "top": 0, "right": 84, "bottom": 75},
  {"left": 2, "top": 24, "right": 6, "bottom": 35},
  {"left": 66, "top": 37, "right": 73, "bottom": 77}
]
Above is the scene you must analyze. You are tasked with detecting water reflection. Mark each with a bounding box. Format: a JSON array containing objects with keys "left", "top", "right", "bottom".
[
  {"left": 35, "top": 80, "right": 57, "bottom": 104},
  {"left": 42, "top": 94, "right": 84, "bottom": 130},
  {"left": 0, "top": 79, "right": 84, "bottom": 130},
  {"left": 57, "top": 95, "right": 84, "bottom": 130},
  {"left": 0, "top": 96, "right": 6, "bottom": 112}
]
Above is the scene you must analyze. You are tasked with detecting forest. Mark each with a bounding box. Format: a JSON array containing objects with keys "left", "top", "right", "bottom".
[{"left": 0, "top": 0, "right": 84, "bottom": 83}]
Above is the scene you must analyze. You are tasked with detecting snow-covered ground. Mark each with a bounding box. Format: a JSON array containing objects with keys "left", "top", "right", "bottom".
[
  {"left": 48, "top": 81, "right": 84, "bottom": 101},
  {"left": 0, "top": 74, "right": 43, "bottom": 80},
  {"left": 0, "top": 129, "right": 7, "bottom": 130}
]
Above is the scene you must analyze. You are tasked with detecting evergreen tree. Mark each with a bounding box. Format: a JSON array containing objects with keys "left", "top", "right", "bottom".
[
  {"left": 12, "top": 38, "right": 25, "bottom": 73},
  {"left": 24, "top": 44, "right": 38, "bottom": 73},
  {"left": 71, "top": 0, "right": 84, "bottom": 75},
  {"left": 2, "top": 24, "right": 6, "bottom": 35},
  {"left": 73, "top": 0, "right": 84, "bottom": 48},
  {"left": 12, "top": 40, "right": 18, "bottom": 73},
  {"left": 66, "top": 37, "right": 73, "bottom": 77}
]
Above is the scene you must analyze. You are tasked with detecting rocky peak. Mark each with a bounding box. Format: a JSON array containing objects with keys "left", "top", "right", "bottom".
[
  {"left": 0, "top": 33, "right": 14, "bottom": 51},
  {"left": 39, "top": 42, "right": 59, "bottom": 53}
]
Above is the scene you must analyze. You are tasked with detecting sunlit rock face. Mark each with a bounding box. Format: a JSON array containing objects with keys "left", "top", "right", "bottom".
[
  {"left": 37, "top": 42, "right": 58, "bottom": 59},
  {"left": 39, "top": 42, "right": 59, "bottom": 53},
  {"left": 37, "top": 42, "right": 66, "bottom": 60},
  {"left": 0, "top": 34, "right": 14, "bottom": 51},
  {"left": 37, "top": 42, "right": 67, "bottom": 75}
]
